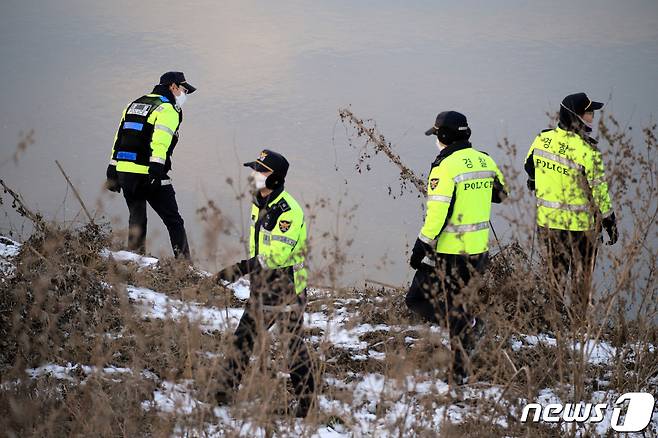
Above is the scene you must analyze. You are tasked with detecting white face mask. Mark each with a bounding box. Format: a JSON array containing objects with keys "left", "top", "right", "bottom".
[
  {"left": 175, "top": 90, "right": 187, "bottom": 107},
  {"left": 436, "top": 138, "right": 446, "bottom": 152},
  {"left": 250, "top": 171, "right": 267, "bottom": 191}
]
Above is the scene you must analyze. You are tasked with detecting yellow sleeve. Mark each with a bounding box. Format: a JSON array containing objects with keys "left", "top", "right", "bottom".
[
  {"left": 110, "top": 107, "right": 127, "bottom": 163},
  {"left": 587, "top": 149, "right": 613, "bottom": 217},
  {"left": 149, "top": 104, "right": 179, "bottom": 163},
  {"left": 491, "top": 156, "right": 506, "bottom": 188},
  {"left": 419, "top": 164, "right": 454, "bottom": 243}
]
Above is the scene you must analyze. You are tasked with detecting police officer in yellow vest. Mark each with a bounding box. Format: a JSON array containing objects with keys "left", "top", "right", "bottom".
[
  {"left": 525, "top": 93, "right": 618, "bottom": 319},
  {"left": 105, "top": 72, "right": 195, "bottom": 259},
  {"left": 214, "top": 149, "right": 314, "bottom": 417},
  {"left": 406, "top": 111, "right": 507, "bottom": 384}
]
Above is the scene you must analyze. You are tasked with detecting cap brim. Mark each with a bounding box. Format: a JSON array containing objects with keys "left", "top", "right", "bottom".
[
  {"left": 243, "top": 161, "right": 270, "bottom": 172},
  {"left": 180, "top": 82, "right": 196, "bottom": 94},
  {"left": 424, "top": 127, "right": 437, "bottom": 136},
  {"left": 588, "top": 101, "right": 603, "bottom": 111}
]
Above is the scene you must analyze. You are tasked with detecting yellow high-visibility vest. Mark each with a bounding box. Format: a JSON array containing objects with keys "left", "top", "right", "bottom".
[
  {"left": 420, "top": 146, "right": 506, "bottom": 255},
  {"left": 250, "top": 190, "right": 307, "bottom": 294},
  {"left": 526, "top": 127, "right": 613, "bottom": 231}
]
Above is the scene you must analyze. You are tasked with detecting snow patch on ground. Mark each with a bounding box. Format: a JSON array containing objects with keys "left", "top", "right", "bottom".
[
  {"left": 319, "top": 372, "right": 503, "bottom": 435},
  {"left": 511, "top": 334, "right": 619, "bottom": 366},
  {"left": 142, "top": 380, "right": 203, "bottom": 415},
  {"left": 101, "top": 246, "right": 252, "bottom": 301},
  {"left": 25, "top": 363, "right": 133, "bottom": 382},
  {"left": 127, "top": 285, "right": 243, "bottom": 332},
  {"left": 0, "top": 236, "right": 20, "bottom": 277},
  {"left": 100, "top": 248, "right": 159, "bottom": 268},
  {"left": 223, "top": 277, "right": 251, "bottom": 300}
]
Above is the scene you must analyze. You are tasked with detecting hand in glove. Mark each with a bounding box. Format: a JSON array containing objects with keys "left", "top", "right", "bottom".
[
  {"left": 409, "top": 237, "right": 434, "bottom": 270},
  {"left": 215, "top": 263, "right": 244, "bottom": 284},
  {"left": 526, "top": 178, "right": 535, "bottom": 192},
  {"left": 215, "top": 257, "right": 260, "bottom": 284},
  {"left": 602, "top": 212, "right": 618, "bottom": 245},
  {"left": 147, "top": 162, "right": 166, "bottom": 189},
  {"left": 105, "top": 164, "right": 121, "bottom": 193}
]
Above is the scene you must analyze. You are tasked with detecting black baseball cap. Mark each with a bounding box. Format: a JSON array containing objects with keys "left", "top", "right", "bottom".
[
  {"left": 243, "top": 149, "right": 289, "bottom": 177},
  {"left": 159, "top": 71, "right": 197, "bottom": 94},
  {"left": 561, "top": 93, "right": 603, "bottom": 115},
  {"left": 425, "top": 111, "right": 470, "bottom": 136}
]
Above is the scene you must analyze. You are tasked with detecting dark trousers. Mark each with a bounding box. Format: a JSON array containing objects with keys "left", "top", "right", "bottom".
[
  {"left": 221, "top": 289, "right": 314, "bottom": 404},
  {"left": 406, "top": 253, "right": 488, "bottom": 380},
  {"left": 117, "top": 172, "right": 190, "bottom": 259},
  {"left": 538, "top": 227, "right": 598, "bottom": 324}
]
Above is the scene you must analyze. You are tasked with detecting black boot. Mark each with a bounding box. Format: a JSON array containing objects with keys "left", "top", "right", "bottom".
[
  {"left": 215, "top": 388, "right": 233, "bottom": 405},
  {"left": 294, "top": 396, "right": 312, "bottom": 418}
]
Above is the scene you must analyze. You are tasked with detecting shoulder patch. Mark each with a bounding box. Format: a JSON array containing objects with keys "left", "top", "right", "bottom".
[
  {"left": 429, "top": 178, "right": 440, "bottom": 190},
  {"left": 276, "top": 199, "right": 291, "bottom": 213},
  {"left": 278, "top": 220, "right": 292, "bottom": 233},
  {"left": 159, "top": 96, "right": 169, "bottom": 103}
]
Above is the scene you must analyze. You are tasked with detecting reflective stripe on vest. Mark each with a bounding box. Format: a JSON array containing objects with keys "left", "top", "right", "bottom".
[
  {"left": 428, "top": 194, "right": 452, "bottom": 202},
  {"left": 418, "top": 232, "right": 436, "bottom": 246},
  {"left": 533, "top": 149, "right": 583, "bottom": 171},
  {"left": 124, "top": 122, "right": 144, "bottom": 131},
  {"left": 443, "top": 221, "right": 489, "bottom": 233},
  {"left": 155, "top": 124, "right": 175, "bottom": 136},
  {"left": 272, "top": 235, "right": 297, "bottom": 247},
  {"left": 116, "top": 151, "right": 137, "bottom": 161},
  {"left": 453, "top": 170, "right": 496, "bottom": 183},
  {"left": 537, "top": 198, "right": 589, "bottom": 212}
]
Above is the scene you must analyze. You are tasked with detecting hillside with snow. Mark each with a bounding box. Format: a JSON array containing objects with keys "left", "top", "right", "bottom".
[{"left": 1, "top": 230, "right": 656, "bottom": 437}]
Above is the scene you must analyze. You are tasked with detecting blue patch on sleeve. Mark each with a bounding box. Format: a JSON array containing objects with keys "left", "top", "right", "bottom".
[
  {"left": 159, "top": 96, "right": 169, "bottom": 102},
  {"left": 117, "top": 151, "right": 138, "bottom": 161},
  {"left": 124, "top": 122, "right": 144, "bottom": 131}
]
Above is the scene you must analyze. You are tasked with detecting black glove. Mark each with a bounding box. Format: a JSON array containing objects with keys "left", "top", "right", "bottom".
[
  {"left": 492, "top": 177, "right": 508, "bottom": 204},
  {"left": 410, "top": 237, "right": 434, "bottom": 270},
  {"left": 215, "top": 258, "right": 260, "bottom": 283},
  {"left": 602, "top": 212, "right": 618, "bottom": 245},
  {"left": 147, "top": 162, "right": 166, "bottom": 189},
  {"left": 526, "top": 178, "right": 535, "bottom": 192},
  {"left": 215, "top": 263, "right": 244, "bottom": 284},
  {"left": 105, "top": 164, "right": 121, "bottom": 193}
]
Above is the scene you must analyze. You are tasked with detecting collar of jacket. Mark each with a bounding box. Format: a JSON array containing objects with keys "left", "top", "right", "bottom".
[
  {"left": 432, "top": 140, "right": 472, "bottom": 167},
  {"left": 151, "top": 85, "right": 178, "bottom": 107},
  {"left": 555, "top": 125, "right": 598, "bottom": 147},
  {"left": 253, "top": 185, "right": 285, "bottom": 209}
]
